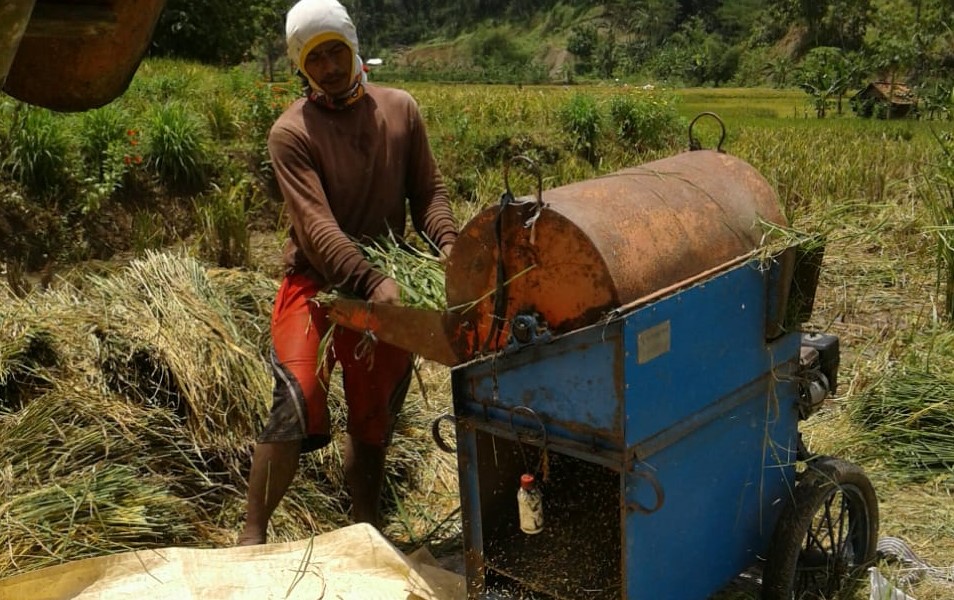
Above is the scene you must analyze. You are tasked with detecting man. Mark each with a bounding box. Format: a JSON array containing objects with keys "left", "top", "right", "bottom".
[{"left": 238, "top": 0, "right": 457, "bottom": 545}]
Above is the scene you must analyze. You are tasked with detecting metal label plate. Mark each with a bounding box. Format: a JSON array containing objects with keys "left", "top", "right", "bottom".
[{"left": 637, "top": 320, "right": 671, "bottom": 364}]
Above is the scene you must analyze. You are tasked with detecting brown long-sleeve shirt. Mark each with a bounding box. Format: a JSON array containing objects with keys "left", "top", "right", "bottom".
[{"left": 268, "top": 84, "right": 458, "bottom": 298}]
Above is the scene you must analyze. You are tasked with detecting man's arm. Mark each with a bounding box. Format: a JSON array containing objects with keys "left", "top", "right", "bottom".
[
  {"left": 269, "top": 125, "right": 389, "bottom": 299},
  {"left": 404, "top": 97, "right": 459, "bottom": 257}
]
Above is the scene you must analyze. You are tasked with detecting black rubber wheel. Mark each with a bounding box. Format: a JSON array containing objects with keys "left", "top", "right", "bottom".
[{"left": 761, "top": 457, "right": 879, "bottom": 600}]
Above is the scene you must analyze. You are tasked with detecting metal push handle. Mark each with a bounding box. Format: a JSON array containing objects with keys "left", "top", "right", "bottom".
[
  {"left": 627, "top": 469, "right": 666, "bottom": 515},
  {"left": 688, "top": 112, "right": 727, "bottom": 153},
  {"left": 431, "top": 413, "right": 457, "bottom": 453}
]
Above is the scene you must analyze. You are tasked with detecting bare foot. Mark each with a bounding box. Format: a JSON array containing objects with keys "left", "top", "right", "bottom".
[{"left": 235, "top": 532, "right": 266, "bottom": 546}]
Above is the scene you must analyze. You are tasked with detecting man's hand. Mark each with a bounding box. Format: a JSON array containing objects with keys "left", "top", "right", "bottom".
[
  {"left": 439, "top": 242, "right": 454, "bottom": 264},
  {"left": 368, "top": 277, "right": 402, "bottom": 305}
]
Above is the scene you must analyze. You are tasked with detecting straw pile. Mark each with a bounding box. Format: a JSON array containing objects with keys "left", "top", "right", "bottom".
[
  {"left": 0, "top": 251, "right": 448, "bottom": 578},
  {"left": 851, "top": 366, "right": 954, "bottom": 481}
]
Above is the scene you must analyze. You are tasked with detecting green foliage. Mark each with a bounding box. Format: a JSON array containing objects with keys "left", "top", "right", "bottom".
[
  {"left": 195, "top": 177, "right": 259, "bottom": 268},
  {"left": 923, "top": 131, "right": 954, "bottom": 320},
  {"left": 558, "top": 93, "right": 602, "bottom": 163},
  {"left": 77, "top": 129, "right": 145, "bottom": 215},
  {"left": 205, "top": 94, "right": 242, "bottom": 141},
  {"left": 1, "top": 107, "right": 72, "bottom": 195},
  {"left": 644, "top": 17, "right": 736, "bottom": 86},
  {"left": 131, "top": 211, "right": 167, "bottom": 256},
  {"left": 243, "top": 81, "right": 298, "bottom": 181},
  {"left": 608, "top": 93, "right": 684, "bottom": 153},
  {"left": 567, "top": 24, "right": 597, "bottom": 62},
  {"left": 78, "top": 107, "right": 128, "bottom": 175},
  {"left": 151, "top": 0, "right": 289, "bottom": 65},
  {"left": 796, "top": 46, "right": 854, "bottom": 117},
  {"left": 468, "top": 28, "right": 531, "bottom": 70},
  {"left": 919, "top": 81, "right": 954, "bottom": 121},
  {"left": 124, "top": 0, "right": 954, "bottom": 90},
  {"left": 144, "top": 102, "right": 210, "bottom": 190}
]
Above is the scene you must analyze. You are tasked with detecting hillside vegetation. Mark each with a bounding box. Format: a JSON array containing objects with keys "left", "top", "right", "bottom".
[{"left": 155, "top": 0, "right": 954, "bottom": 92}]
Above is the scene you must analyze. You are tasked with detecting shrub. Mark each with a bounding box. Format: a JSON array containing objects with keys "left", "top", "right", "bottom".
[
  {"left": 144, "top": 102, "right": 209, "bottom": 190},
  {"left": 78, "top": 106, "right": 128, "bottom": 175},
  {"left": 1, "top": 106, "right": 73, "bottom": 195},
  {"left": 205, "top": 93, "right": 241, "bottom": 141},
  {"left": 608, "top": 93, "right": 684, "bottom": 153},
  {"left": 244, "top": 82, "right": 297, "bottom": 181},
  {"left": 558, "top": 93, "right": 602, "bottom": 164},
  {"left": 195, "top": 176, "right": 259, "bottom": 268}
]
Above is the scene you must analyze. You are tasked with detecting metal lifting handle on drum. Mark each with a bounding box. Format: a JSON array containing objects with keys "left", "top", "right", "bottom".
[
  {"left": 502, "top": 154, "right": 546, "bottom": 218},
  {"left": 688, "top": 111, "right": 727, "bottom": 153},
  {"left": 485, "top": 156, "right": 548, "bottom": 351}
]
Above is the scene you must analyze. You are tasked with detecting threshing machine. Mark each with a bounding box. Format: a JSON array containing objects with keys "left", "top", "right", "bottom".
[{"left": 330, "top": 122, "right": 879, "bottom": 600}]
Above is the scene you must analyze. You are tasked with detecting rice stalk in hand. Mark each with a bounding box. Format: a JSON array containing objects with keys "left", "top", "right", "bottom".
[
  {"left": 311, "top": 235, "right": 448, "bottom": 373},
  {"left": 361, "top": 236, "right": 447, "bottom": 311}
]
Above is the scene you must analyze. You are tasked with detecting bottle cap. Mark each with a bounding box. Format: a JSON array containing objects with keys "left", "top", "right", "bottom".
[{"left": 520, "top": 473, "right": 535, "bottom": 490}]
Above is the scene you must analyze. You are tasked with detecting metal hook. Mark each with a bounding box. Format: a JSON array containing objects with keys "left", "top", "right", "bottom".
[
  {"left": 627, "top": 469, "right": 666, "bottom": 515},
  {"left": 431, "top": 413, "right": 456, "bottom": 454},
  {"left": 508, "top": 405, "right": 548, "bottom": 448},
  {"left": 503, "top": 154, "right": 545, "bottom": 210},
  {"left": 688, "top": 112, "right": 727, "bottom": 153}
]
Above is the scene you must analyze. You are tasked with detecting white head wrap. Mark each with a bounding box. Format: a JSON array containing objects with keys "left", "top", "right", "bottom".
[{"left": 286, "top": 0, "right": 364, "bottom": 94}]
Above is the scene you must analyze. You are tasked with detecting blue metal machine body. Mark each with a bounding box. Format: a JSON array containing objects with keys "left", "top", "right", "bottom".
[{"left": 452, "top": 258, "right": 802, "bottom": 599}]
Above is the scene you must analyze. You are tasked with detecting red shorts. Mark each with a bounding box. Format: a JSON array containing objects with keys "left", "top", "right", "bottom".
[{"left": 259, "top": 273, "right": 413, "bottom": 451}]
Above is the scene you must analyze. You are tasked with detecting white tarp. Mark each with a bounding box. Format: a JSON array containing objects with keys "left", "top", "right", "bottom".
[
  {"left": 0, "top": 524, "right": 465, "bottom": 600},
  {"left": 870, "top": 567, "right": 917, "bottom": 600}
]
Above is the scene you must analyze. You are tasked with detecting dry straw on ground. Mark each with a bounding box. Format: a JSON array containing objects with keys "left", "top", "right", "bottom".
[{"left": 0, "top": 251, "right": 456, "bottom": 578}]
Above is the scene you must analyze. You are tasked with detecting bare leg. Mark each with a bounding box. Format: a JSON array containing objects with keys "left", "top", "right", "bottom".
[
  {"left": 237, "top": 439, "right": 302, "bottom": 545},
  {"left": 344, "top": 434, "right": 387, "bottom": 527}
]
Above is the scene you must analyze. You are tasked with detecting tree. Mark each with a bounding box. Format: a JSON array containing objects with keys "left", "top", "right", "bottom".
[
  {"left": 866, "top": 0, "right": 920, "bottom": 118},
  {"left": 151, "top": 0, "right": 295, "bottom": 66},
  {"left": 820, "top": 0, "right": 871, "bottom": 50},
  {"left": 568, "top": 24, "right": 598, "bottom": 75},
  {"left": 797, "top": 46, "right": 851, "bottom": 117},
  {"left": 765, "top": 55, "right": 794, "bottom": 88},
  {"left": 716, "top": 0, "right": 768, "bottom": 42}
]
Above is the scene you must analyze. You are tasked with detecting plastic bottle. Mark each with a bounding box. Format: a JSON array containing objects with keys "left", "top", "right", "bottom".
[{"left": 517, "top": 473, "right": 543, "bottom": 534}]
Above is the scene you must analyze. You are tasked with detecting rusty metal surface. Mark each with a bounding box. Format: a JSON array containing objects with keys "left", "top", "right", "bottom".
[
  {"left": 3, "top": 0, "right": 166, "bottom": 111},
  {"left": 0, "top": 0, "right": 36, "bottom": 89},
  {"left": 445, "top": 150, "right": 786, "bottom": 356}
]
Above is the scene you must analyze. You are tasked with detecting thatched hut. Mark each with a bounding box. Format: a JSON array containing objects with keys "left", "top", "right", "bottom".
[{"left": 851, "top": 81, "right": 918, "bottom": 119}]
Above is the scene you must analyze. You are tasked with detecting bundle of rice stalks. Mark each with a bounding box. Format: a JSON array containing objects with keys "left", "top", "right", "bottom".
[
  {"left": 0, "top": 384, "right": 213, "bottom": 577},
  {"left": 1, "top": 464, "right": 198, "bottom": 575},
  {"left": 851, "top": 369, "right": 954, "bottom": 479},
  {"left": 0, "top": 327, "right": 57, "bottom": 410},
  {"left": 76, "top": 251, "right": 272, "bottom": 449},
  {"left": 360, "top": 235, "right": 447, "bottom": 310},
  {"left": 206, "top": 267, "right": 279, "bottom": 352}
]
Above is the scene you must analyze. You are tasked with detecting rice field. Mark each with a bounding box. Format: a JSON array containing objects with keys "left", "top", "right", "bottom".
[{"left": 2, "top": 74, "right": 954, "bottom": 598}]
